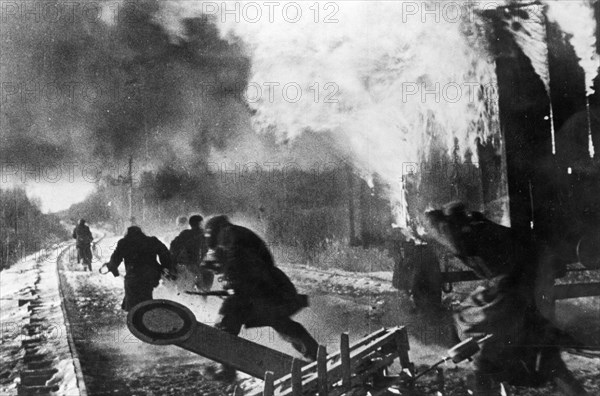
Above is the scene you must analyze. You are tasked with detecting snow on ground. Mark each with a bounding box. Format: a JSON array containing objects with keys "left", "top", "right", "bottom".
[{"left": 0, "top": 243, "right": 82, "bottom": 396}]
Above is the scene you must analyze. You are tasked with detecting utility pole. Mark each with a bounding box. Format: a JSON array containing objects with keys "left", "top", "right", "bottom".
[
  {"left": 128, "top": 155, "right": 134, "bottom": 225},
  {"left": 142, "top": 123, "right": 149, "bottom": 223},
  {"left": 347, "top": 165, "right": 356, "bottom": 246}
]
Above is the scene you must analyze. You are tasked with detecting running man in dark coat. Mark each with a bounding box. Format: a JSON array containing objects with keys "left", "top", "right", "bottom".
[
  {"left": 106, "top": 226, "right": 174, "bottom": 311},
  {"left": 424, "top": 202, "right": 587, "bottom": 396},
  {"left": 73, "top": 219, "right": 94, "bottom": 271},
  {"left": 170, "top": 215, "right": 213, "bottom": 292},
  {"left": 203, "top": 215, "right": 319, "bottom": 380}
]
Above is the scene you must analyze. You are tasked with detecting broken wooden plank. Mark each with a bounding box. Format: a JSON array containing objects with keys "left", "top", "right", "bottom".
[
  {"left": 269, "top": 328, "right": 394, "bottom": 392},
  {"left": 273, "top": 328, "right": 408, "bottom": 396},
  {"left": 291, "top": 359, "right": 303, "bottom": 396},
  {"left": 263, "top": 371, "right": 274, "bottom": 396},
  {"left": 341, "top": 333, "right": 351, "bottom": 387},
  {"left": 317, "top": 346, "right": 328, "bottom": 396}
]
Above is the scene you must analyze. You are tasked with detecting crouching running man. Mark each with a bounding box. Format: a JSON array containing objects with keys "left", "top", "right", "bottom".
[
  {"left": 424, "top": 202, "right": 587, "bottom": 396},
  {"left": 203, "top": 215, "right": 319, "bottom": 381}
]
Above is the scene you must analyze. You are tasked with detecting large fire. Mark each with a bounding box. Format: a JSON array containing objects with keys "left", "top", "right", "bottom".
[
  {"left": 157, "top": 1, "right": 500, "bottom": 228},
  {"left": 155, "top": 0, "right": 598, "bottom": 223}
]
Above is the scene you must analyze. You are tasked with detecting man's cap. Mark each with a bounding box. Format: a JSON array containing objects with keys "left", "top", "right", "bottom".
[
  {"left": 205, "top": 215, "right": 230, "bottom": 232},
  {"left": 189, "top": 215, "right": 203, "bottom": 226},
  {"left": 127, "top": 226, "right": 143, "bottom": 236}
]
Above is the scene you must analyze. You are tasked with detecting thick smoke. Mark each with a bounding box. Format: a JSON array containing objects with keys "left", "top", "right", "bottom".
[
  {"left": 0, "top": 0, "right": 251, "bottom": 170},
  {"left": 156, "top": 1, "right": 501, "bottom": 224},
  {"left": 2, "top": 1, "right": 507, "bottom": 218}
]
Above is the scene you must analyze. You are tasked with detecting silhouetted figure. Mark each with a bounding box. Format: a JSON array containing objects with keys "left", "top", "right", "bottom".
[
  {"left": 170, "top": 215, "right": 213, "bottom": 292},
  {"left": 203, "top": 215, "right": 318, "bottom": 381},
  {"left": 388, "top": 227, "right": 441, "bottom": 312},
  {"left": 73, "top": 219, "right": 93, "bottom": 271},
  {"left": 106, "top": 226, "right": 174, "bottom": 311},
  {"left": 424, "top": 202, "right": 587, "bottom": 396}
]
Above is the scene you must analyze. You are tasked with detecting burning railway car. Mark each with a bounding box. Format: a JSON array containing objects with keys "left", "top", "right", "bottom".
[{"left": 347, "top": 1, "right": 600, "bottom": 312}]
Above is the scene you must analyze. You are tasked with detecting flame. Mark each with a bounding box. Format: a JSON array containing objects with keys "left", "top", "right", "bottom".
[
  {"left": 157, "top": 1, "right": 500, "bottom": 226},
  {"left": 546, "top": 0, "right": 600, "bottom": 96}
]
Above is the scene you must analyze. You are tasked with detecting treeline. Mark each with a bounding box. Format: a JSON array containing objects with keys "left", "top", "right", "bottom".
[
  {"left": 63, "top": 164, "right": 360, "bottom": 264},
  {"left": 0, "top": 188, "right": 70, "bottom": 270},
  {"left": 62, "top": 149, "right": 488, "bottom": 270}
]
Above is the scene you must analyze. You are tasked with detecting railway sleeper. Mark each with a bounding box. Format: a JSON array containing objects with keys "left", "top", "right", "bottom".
[
  {"left": 17, "top": 384, "right": 60, "bottom": 395},
  {"left": 20, "top": 373, "right": 54, "bottom": 387},
  {"left": 20, "top": 369, "right": 58, "bottom": 378},
  {"left": 18, "top": 299, "right": 38, "bottom": 307},
  {"left": 23, "top": 353, "right": 49, "bottom": 364},
  {"left": 23, "top": 324, "right": 45, "bottom": 336},
  {"left": 24, "top": 346, "right": 48, "bottom": 356},
  {"left": 26, "top": 360, "right": 55, "bottom": 370},
  {"left": 21, "top": 337, "right": 44, "bottom": 346}
]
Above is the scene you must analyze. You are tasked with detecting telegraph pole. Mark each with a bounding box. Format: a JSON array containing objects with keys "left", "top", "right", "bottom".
[
  {"left": 128, "top": 155, "right": 133, "bottom": 224},
  {"left": 142, "top": 123, "right": 149, "bottom": 223},
  {"left": 347, "top": 165, "right": 356, "bottom": 246}
]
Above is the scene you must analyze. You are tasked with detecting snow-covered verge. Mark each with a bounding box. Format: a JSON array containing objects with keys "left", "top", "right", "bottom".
[
  {"left": 0, "top": 243, "right": 85, "bottom": 396},
  {"left": 281, "top": 265, "right": 395, "bottom": 297}
]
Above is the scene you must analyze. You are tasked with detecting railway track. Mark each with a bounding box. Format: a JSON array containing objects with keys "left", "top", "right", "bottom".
[
  {"left": 57, "top": 236, "right": 233, "bottom": 396},
  {"left": 0, "top": 242, "right": 87, "bottom": 396},
  {"left": 1, "top": 233, "right": 110, "bottom": 396}
]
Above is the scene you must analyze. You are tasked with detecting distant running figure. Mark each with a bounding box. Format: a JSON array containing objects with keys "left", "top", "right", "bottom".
[{"left": 73, "top": 219, "right": 93, "bottom": 271}]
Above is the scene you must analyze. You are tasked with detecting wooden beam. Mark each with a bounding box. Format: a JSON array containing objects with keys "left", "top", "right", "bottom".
[
  {"left": 272, "top": 328, "right": 406, "bottom": 396},
  {"left": 272, "top": 328, "right": 390, "bottom": 392},
  {"left": 341, "top": 332, "right": 351, "bottom": 387},
  {"left": 252, "top": 327, "right": 408, "bottom": 396},
  {"left": 323, "top": 328, "right": 388, "bottom": 363},
  {"left": 263, "top": 371, "right": 274, "bottom": 396},
  {"left": 553, "top": 283, "right": 600, "bottom": 299},
  {"left": 291, "top": 359, "right": 303, "bottom": 396},
  {"left": 317, "top": 346, "right": 328, "bottom": 396},
  {"left": 325, "top": 353, "right": 399, "bottom": 396},
  {"left": 277, "top": 352, "right": 400, "bottom": 396}
]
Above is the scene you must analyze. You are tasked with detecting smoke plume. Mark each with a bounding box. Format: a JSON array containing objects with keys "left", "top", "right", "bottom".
[{"left": 0, "top": 0, "right": 251, "bottom": 170}]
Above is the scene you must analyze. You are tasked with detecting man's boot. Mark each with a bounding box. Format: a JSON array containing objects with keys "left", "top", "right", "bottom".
[
  {"left": 552, "top": 362, "right": 588, "bottom": 395},
  {"left": 467, "top": 372, "right": 502, "bottom": 396},
  {"left": 214, "top": 364, "right": 237, "bottom": 382}
]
